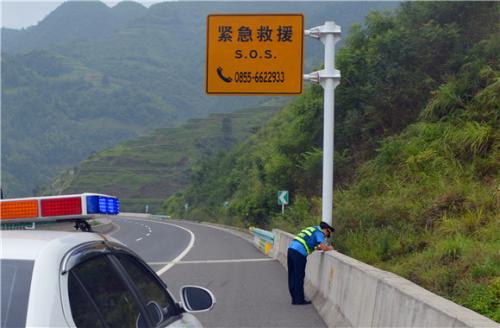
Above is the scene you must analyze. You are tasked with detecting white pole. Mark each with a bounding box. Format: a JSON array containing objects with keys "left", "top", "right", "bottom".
[
  {"left": 322, "top": 30, "right": 335, "bottom": 226},
  {"left": 282, "top": 203, "right": 284, "bottom": 214},
  {"left": 322, "top": 84, "right": 334, "bottom": 224},
  {"left": 304, "top": 22, "right": 341, "bottom": 226}
]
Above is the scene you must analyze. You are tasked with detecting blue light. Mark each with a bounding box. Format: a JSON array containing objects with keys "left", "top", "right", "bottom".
[
  {"left": 106, "top": 197, "right": 120, "bottom": 215},
  {"left": 86, "top": 195, "right": 120, "bottom": 215},
  {"left": 87, "top": 196, "right": 100, "bottom": 214}
]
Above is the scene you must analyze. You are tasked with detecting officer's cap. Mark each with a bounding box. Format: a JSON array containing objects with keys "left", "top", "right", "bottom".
[{"left": 320, "top": 221, "right": 335, "bottom": 232}]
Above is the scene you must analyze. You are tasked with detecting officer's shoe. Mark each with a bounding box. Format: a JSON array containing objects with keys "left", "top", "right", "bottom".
[{"left": 292, "top": 300, "right": 312, "bottom": 305}]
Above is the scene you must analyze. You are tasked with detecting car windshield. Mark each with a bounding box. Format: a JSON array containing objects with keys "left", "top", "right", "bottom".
[{"left": 1, "top": 259, "right": 34, "bottom": 328}]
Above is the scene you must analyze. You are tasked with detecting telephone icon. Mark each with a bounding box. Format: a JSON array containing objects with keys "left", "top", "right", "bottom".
[{"left": 216, "top": 67, "right": 232, "bottom": 83}]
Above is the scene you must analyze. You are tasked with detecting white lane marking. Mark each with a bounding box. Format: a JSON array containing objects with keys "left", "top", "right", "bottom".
[
  {"left": 121, "top": 218, "right": 196, "bottom": 276},
  {"left": 136, "top": 237, "right": 143, "bottom": 242},
  {"left": 155, "top": 223, "right": 195, "bottom": 276},
  {"left": 148, "top": 258, "right": 275, "bottom": 265},
  {"left": 146, "top": 233, "right": 151, "bottom": 237}
]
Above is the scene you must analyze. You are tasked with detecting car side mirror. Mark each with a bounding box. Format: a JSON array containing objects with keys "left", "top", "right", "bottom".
[{"left": 179, "top": 285, "right": 215, "bottom": 313}]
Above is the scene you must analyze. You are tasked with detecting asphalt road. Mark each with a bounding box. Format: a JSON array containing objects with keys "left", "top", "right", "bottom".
[
  {"left": 110, "top": 217, "right": 326, "bottom": 328},
  {"left": 108, "top": 217, "right": 191, "bottom": 264}
]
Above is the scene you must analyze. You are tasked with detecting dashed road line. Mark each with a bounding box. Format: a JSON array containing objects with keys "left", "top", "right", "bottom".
[{"left": 119, "top": 217, "right": 196, "bottom": 276}]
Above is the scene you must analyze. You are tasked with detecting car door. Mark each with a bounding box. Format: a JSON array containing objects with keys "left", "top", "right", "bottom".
[
  {"left": 112, "top": 253, "right": 182, "bottom": 327},
  {"left": 63, "top": 242, "right": 184, "bottom": 328},
  {"left": 66, "top": 252, "right": 149, "bottom": 327}
]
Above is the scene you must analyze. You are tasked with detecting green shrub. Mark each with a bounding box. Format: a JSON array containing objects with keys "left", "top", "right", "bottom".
[
  {"left": 435, "top": 235, "right": 472, "bottom": 264},
  {"left": 462, "top": 281, "right": 500, "bottom": 320}
]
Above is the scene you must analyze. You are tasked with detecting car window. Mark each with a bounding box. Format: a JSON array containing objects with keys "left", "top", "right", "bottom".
[
  {"left": 68, "top": 271, "right": 105, "bottom": 327},
  {"left": 69, "top": 254, "right": 145, "bottom": 328},
  {"left": 0, "top": 260, "right": 33, "bottom": 328},
  {"left": 115, "top": 254, "right": 180, "bottom": 325}
]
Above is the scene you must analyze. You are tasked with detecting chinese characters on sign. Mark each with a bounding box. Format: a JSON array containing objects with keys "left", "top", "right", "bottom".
[
  {"left": 206, "top": 14, "right": 304, "bottom": 95},
  {"left": 217, "top": 25, "right": 294, "bottom": 43}
]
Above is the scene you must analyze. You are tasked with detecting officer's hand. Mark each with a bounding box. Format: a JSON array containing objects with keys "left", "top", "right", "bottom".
[{"left": 318, "top": 243, "right": 333, "bottom": 252}]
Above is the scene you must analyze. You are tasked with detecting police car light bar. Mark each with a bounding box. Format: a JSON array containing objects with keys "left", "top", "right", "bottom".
[{"left": 0, "top": 193, "right": 120, "bottom": 224}]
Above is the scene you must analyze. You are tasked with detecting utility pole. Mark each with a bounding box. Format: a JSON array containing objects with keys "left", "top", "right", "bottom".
[{"left": 304, "top": 22, "right": 341, "bottom": 226}]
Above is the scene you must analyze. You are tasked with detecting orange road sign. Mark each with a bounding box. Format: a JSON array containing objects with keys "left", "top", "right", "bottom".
[{"left": 206, "top": 14, "right": 304, "bottom": 95}]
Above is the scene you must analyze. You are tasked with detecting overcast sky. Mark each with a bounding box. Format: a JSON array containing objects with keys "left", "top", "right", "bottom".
[{"left": 1, "top": 1, "right": 161, "bottom": 29}]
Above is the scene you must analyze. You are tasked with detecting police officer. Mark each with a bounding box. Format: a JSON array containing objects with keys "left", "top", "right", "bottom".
[{"left": 288, "top": 221, "right": 334, "bottom": 305}]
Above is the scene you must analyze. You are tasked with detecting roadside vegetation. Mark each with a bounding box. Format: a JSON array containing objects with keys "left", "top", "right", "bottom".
[
  {"left": 333, "top": 43, "right": 499, "bottom": 319},
  {"left": 165, "top": 2, "right": 499, "bottom": 320}
]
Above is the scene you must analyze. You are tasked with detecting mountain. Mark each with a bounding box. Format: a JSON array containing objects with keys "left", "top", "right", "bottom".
[
  {"left": 44, "top": 105, "right": 280, "bottom": 212},
  {"left": 1, "top": 1, "right": 399, "bottom": 197},
  {"left": 2, "top": 49, "right": 177, "bottom": 196}
]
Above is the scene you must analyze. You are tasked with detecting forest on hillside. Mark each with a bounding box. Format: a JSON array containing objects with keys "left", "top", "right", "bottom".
[{"left": 165, "top": 2, "right": 499, "bottom": 320}]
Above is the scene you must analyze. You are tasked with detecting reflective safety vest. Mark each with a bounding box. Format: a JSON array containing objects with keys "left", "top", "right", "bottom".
[{"left": 294, "top": 226, "right": 320, "bottom": 255}]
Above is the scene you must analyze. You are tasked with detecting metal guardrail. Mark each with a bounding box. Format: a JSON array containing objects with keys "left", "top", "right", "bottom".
[{"left": 249, "top": 227, "right": 274, "bottom": 255}]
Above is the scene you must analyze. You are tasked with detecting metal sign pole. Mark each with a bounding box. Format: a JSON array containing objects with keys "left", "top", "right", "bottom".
[{"left": 304, "top": 22, "right": 341, "bottom": 226}]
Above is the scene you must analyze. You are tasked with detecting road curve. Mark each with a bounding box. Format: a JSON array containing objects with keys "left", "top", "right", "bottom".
[
  {"left": 109, "top": 217, "right": 192, "bottom": 264},
  {"left": 111, "top": 217, "right": 326, "bottom": 328}
]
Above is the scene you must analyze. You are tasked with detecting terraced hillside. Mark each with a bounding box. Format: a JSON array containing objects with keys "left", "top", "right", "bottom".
[{"left": 45, "top": 106, "right": 280, "bottom": 212}]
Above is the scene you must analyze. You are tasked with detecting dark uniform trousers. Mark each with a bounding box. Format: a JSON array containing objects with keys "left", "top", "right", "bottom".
[{"left": 287, "top": 248, "right": 307, "bottom": 303}]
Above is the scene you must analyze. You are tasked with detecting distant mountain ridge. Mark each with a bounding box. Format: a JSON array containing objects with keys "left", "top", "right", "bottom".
[{"left": 1, "top": 1, "right": 147, "bottom": 54}]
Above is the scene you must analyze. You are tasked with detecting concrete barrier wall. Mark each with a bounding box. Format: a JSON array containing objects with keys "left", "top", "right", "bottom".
[{"left": 272, "top": 229, "right": 498, "bottom": 328}]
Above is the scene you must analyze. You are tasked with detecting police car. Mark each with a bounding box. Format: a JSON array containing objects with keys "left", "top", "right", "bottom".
[{"left": 0, "top": 193, "right": 215, "bottom": 328}]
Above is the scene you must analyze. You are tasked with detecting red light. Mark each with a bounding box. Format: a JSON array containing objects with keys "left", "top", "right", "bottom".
[{"left": 41, "top": 197, "right": 82, "bottom": 217}]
